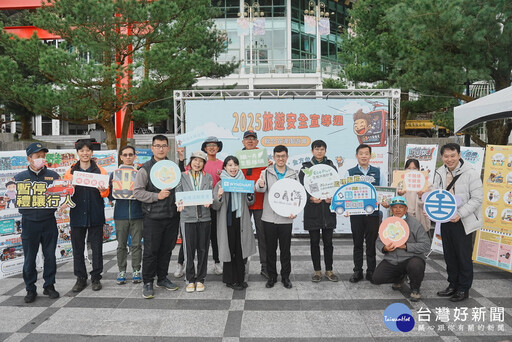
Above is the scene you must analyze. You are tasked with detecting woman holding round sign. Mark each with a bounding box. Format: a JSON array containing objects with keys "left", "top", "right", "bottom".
[
  {"left": 212, "top": 156, "right": 256, "bottom": 290},
  {"left": 299, "top": 140, "right": 339, "bottom": 283},
  {"left": 256, "top": 145, "right": 303, "bottom": 290},
  {"left": 372, "top": 196, "right": 431, "bottom": 302}
]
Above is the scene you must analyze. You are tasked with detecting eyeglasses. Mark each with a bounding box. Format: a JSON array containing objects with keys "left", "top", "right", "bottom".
[
  {"left": 206, "top": 143, "right": 218, "bottom": 148},
  {"left": 274, "top": 155, "right": 287, "bottom": 159},
  {"left": 244, "top": 137, "right": 257, "bottom": 141},
  {"left": 121, "top": 153, "right": 135, "bottom": 157},
  {"left": 152, "top": 144, "right": 168, "bottom": 149}
]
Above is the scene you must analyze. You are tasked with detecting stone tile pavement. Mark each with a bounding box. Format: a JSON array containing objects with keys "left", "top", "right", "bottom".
[{"left": 0, "top": 238, "right": 512, "bottom": 341}]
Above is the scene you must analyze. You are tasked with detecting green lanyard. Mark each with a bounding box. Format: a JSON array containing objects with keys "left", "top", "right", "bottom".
[{"left": 191, "top": 172, "right": 201, "bottom": 190}]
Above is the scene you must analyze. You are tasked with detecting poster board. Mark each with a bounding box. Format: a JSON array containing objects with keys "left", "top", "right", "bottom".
[
  {"left": 472, "top": 145, "right": 512, "bottom": 272},
  {"left": 404, "top": 144, "right": 438, "bottom": 181},
  {"left": 0, "top": 148, "right": 150, "bottom": 278}
]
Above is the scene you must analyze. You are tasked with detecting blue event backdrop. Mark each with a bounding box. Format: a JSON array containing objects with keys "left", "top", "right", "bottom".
[{"left": 182, "top": 98, "right": 391, "bottom": 233}]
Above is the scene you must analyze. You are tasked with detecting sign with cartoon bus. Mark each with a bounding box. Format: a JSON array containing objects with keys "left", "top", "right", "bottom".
[{"left": 330, "top": 181, "right": 378, "bottom": 215}]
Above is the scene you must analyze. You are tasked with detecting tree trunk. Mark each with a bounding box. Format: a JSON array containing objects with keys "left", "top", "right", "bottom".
[
  {"left": 485, "top": 73, "right": 512, "bottom": 145},
  {"left": 118, "top": 105, "right": 133, "bottom": 154},
  {"left": 20, "top": 113, "right": 32, "bottom": 140},
  {"left": 399, "top": 91, "right": 409, "bottom": 136},
  {"left": 103, "top": 118, "right": 118, "bottom": 150}
]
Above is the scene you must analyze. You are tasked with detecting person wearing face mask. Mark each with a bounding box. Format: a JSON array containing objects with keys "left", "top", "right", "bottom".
[
  {"left": 176, "top": 151, "right": 213, "bottom": 293},
  {"left": 14, "top": 143, "right": 61, "bottom": 303},
  {"left": 212, "top": 156, "right": 256, "bottom": 290},
  {"left": 372, "top": 196, "right": 430, "bottom": 302}
]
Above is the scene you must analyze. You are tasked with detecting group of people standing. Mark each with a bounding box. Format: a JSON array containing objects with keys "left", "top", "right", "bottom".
[{"left": 16, "top": 134, "right": 482, "bottom": 304}]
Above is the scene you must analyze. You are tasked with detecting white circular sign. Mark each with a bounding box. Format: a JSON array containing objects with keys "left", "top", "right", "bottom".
[
  {"left": 302, "top": 164, "right": 339, "bottom": 199},
  {"left": 269, "top": 178, "right": 307, "bottom": 217}
]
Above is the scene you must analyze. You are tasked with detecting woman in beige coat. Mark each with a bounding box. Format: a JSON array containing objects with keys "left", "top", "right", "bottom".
[{"left": 212, "top": 156, "right": 256, "bottom": 290}]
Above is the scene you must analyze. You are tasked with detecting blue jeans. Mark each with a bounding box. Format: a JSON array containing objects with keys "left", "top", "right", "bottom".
[{"left": 21, "top": 216, "right": 58, "bottom": 292}]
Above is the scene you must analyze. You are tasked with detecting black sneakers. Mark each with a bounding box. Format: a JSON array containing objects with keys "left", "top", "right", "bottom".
[
  {"left": 43, "top": 284, "right": 60, "bottom": 299},
  {"left": 72, "top": 278, "right": 88, "bottom": 293},
  {"left": 24, "top": 290, "right": 37, "bottom": 303}
]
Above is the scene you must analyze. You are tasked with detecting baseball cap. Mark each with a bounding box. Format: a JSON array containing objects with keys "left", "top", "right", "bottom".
[
  {"left": 243, "top": 130, "right": 258, "bottom": 139},
  {"left": 389, "top": 196, "right": 407, "bottom": 207},
  {"left": 26, "top": 142, "right": 49, "bottom": 156}
]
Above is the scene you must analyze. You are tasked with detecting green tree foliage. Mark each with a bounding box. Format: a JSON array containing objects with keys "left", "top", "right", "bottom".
[
  {"left": 0, "top": 0, "right": 236, "bottom": 148},
  {"left": 340, "top": 0, "right": 512, "bottom": 145}
]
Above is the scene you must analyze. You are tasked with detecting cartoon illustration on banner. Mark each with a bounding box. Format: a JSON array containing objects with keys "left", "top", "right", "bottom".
[{"left": 473, "top": 145, "right": 512, "bottom": 272}]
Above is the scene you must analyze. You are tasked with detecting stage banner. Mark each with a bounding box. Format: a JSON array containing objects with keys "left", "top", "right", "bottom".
[
  {"left": 473, "top": 145, "right": 512, "bottom": 272},
  {"left": 184, "top": 98, "right": 390, "bottom": 233},
  {"left": 460, "top": 146, "right": 485, "bottom": 172},
  {"left": 404, "top": 144, "right": 438, "bottom": 181},
  {"left": 0, "top": 148, "right": 120, "bottom": 278}
]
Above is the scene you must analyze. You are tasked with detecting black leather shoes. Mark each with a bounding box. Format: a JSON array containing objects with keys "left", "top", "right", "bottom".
[
  {"left": 437, "top": 286, "right": 457, "bottom": 297},
  {"left": 450, "top": 290, "right": 469, "bottom": 302},
  {"left": 282, "top": 278, "right": 293, "bottom": 289},
  {"left": 349, "top": 271, "right": 364, "bottom": 283},
  {"left": 265, "top": 278, "right": 276, "bottom": 288},
  {"left": 366, "top": 271, "right": 373, "bottom": 282},
  {"left": 72, "top": 278, "right": 88, "bottom": 293}
]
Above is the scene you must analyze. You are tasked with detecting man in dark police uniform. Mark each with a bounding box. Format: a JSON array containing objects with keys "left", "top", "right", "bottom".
[{"left": 14, "top": 142, "right": 60, "bottom": 303}]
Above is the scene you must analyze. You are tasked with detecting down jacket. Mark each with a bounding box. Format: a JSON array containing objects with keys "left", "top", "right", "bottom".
[{"left": 432, "top": 159, "right": 483, "bottom": 234}]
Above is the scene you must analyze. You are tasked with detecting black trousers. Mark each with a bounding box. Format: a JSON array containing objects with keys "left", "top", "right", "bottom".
[
  {"left": 142, "top": 216, "right": 179, "bottom": 284},
  {"left": 251, "top": 209, "right": 266, "bottom": 268},
  {"left": 223, "top": 214, "right": 245, "bottom": 284},
  {"left": 263, "top": 221, "right": 292, "bottom": 281},
  {"left": 441, "top": 220, "right": 474, "bottom": 291},
  {"left": 350, "top": 215, "right": 380, "bottom": 273},
  {"left": 308, "top": 228, "right": 334, "bottom": 271},
  {"left": 182, "top": 221, "right": 211, "bottom": 283},
  {"left": 372, "top": 257, "right": 426, "bottom": 290},
  {"left": 71, "top": 225, "right": 103, "bottom": 281},
  {"left": 22, "top": 217, "right": 58, "bottom": 291},
  {"left": 210, "top": 208, "right": 220, "bottom": 263}
]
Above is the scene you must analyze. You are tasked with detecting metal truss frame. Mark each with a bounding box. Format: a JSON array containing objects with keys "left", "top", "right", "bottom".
[{"left": 174, "top": 88, "right": 401, "bottom": 175}]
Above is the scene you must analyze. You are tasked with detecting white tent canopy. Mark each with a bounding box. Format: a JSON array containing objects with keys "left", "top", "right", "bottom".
[{"left": 454, "top": 85, "right": 512, "bottom": 132}]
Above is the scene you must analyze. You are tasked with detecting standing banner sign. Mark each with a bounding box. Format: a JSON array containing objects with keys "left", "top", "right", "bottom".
[
  {"left": 0, "top": 148, "right": 126, "bottom": 279},
  {"left": 405, "top": 144, "right": 438, "bottom": 181},
  {"left": 460, "top": 146, "right": 485, "bottom": 172},
  {"left": 183, "top": 98, "right": 390, "bottom": 234},
  {"left": 473, "top": 145, "right": 512, "bottom": 272}
]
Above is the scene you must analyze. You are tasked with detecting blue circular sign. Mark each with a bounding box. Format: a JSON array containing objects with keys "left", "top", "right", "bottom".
[
  {"left": 383, "top": 303, "right": 415, "bottom": 332},
  {"left": 149, "top": 160, "right": 181, "bottom": 190},
  {"left": 424, "top": 189, "right": 457, "bottom": 223}
]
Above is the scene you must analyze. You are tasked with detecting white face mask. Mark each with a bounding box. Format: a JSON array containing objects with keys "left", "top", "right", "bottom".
[{"left": 33, "top": 158, "right": 46, "bottom": 169}]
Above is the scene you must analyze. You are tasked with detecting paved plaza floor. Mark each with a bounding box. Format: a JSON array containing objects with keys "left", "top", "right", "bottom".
[{"left": 0, "top": 238, "right": 511, "bottom": 341}]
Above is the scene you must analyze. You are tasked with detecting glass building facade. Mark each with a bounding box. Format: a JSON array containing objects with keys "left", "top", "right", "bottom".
[{"left": 211, "top": 0, "right": 348, "bottom": 76}]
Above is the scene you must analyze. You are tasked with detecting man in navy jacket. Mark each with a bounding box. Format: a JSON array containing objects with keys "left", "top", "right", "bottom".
[{"left": 14, "top": 142, "right": 60, "bottom": 303}]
